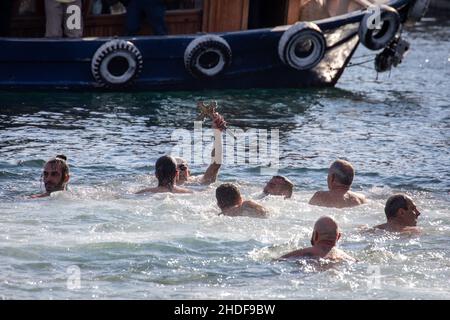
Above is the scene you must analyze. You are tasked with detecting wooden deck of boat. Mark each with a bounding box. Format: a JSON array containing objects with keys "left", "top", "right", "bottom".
[{"left": 9, "top": 0, "right": 310, "bottom": 38}]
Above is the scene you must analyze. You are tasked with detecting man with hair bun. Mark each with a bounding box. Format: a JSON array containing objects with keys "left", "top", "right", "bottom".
[
  {"left": 309, "top": 159, "right": 366, "bottom": 208},
  {"left": 374, "top": 194, "right": 421, "bottom": 233},
  {"left": 30, "top": 155, "right": 70, "bottom": 198}
]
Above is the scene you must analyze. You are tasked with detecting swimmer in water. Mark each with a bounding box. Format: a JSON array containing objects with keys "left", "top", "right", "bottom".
[
  {"left": 176, "top": 109, "right": 226, "bottom": 186},
  {"left": 216, "top": 183, "right": 268, "bottom": 218},
  {"left": 29, "top": 155, "right": 70, "bottom": 198},
  {"left": 280, "top": 216, "right": 356, "bottom": 262},
  {"left": 136, "top": 155, "right": 193, "bottom": 194},
  {"left": 262, "top": 175, "right": 294, "bottom": 199},
  {"left": 374, "top": 194, "right": 421, "bottom": 233},
  {"left": 309, "top": 159, "right": 366, "bottom": 208}
]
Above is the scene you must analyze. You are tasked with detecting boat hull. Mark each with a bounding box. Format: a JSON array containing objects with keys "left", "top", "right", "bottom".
[{"left": 0, "top": 0, "right": 412, "bottom": 91}]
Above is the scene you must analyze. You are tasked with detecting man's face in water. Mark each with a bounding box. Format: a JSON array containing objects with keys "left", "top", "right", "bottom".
[
  {"left": 176, "top": 162, "right": 190, "bottom": 184},
  {"left": 399, "top": 199, "right": 421, "bottom": 227},
  {"left": 43, "top": 162, "right": 67, "bottom": 193},
  {"left": 263, "top": 177, "right": 290, "bottom": 197}
]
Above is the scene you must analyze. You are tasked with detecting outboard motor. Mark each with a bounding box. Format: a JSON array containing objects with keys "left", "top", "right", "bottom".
[{"left": 375, "top": 36, "right": 410, "bottom": 73}]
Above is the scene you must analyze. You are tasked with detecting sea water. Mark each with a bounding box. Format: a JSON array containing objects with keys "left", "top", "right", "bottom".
[{"left": 0, "top": 17, "right": 449, "bottom": 299}]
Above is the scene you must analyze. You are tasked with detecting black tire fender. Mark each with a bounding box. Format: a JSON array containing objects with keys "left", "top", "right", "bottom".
[
  {"left": 184, "top": 35, "right": 232, "bottom": 78},
  {"left": 359, "top": 5, "right": 401, "bottom": 51},
  {"left": 91, "top": 40, "right": 143, "bottom": 88},
  {"left": 278, "top": 22, "right": 326, "bottom": 70}
]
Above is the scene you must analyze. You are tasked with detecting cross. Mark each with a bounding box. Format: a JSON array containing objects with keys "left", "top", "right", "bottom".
[
  {"left": 196, "top": 101, "right": 218, "bottom": 121},
  {"left": 196, "top": 101, "right": 236, "bottom": 139}
]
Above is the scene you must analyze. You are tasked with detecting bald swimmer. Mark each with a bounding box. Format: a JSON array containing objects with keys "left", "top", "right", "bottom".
[
  {"left": 280, "top": 216, "right": 356, "bottom": 262},
  {"left": 374, "top": 194, "right": 421, "bottom": 233},
  {"left": 216, "top": 183, "right": 268, "bottom": 218},
  {"left": 309, "top": 160, "right": 366, "bottom": 208},
  {"left": 136, "top": 155, "right": 193, "bottom": 194}
]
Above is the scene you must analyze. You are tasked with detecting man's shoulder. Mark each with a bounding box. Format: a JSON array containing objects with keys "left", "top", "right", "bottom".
[
  {"left": 223, "top": 201, "right": 267, "bottom": 218},
  {"left": 400, "top": 226, "right": 422, "bottom": 234},
  {"left": 334, "top": 249, "right": 357, "bottom": 262},
  {"left": 174, "top": 186, "right": 194, "bottom": 194},
  {"left": 281, "top": 247, "right": 315, "bottom": 259},
  {"left": 309, "top": 190, "right": 329, "bottom": 204},
  {"left": 348, "top": 191, "right": 367, "bottom": 203},
  {"left": 185, "top": 175, "right": 203, "bottom": 185},
  {"left": 135, "top": 187, "right": 159, "bottom": 194},
  {"left": 373, "top": 223, "right": 387, "bottom": 230}
]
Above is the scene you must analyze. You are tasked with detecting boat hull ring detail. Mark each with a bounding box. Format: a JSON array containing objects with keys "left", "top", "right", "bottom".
[
  {"left": 278, "top": 22, "right": 326, "bottom": 71},
  {"left": 91, "top": 40, "right": 143, "bottom": 88},
  {"left": 184, "top": 35, "right": 232, "bottom": 78},
  {"left": 359, "top": 5, "right": 401, "bottom": 51}
]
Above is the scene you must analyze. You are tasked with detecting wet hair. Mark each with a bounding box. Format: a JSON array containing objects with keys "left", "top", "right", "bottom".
[
  {"left": 174, "top": 157, "right": 188, "bottom": 166},
  {"left": 42, "top": 154, "right": 69, "bottom": 191},
  {"left": 216, "top": 183, "right": 242, "bottom": 210},
  {"left": 174, "top": 156, "right": 188, "bottom": 172},
  {"left": 329, "top": 160, "right": 354, "bottom": 186},
  {"left": 385, "top": 194, "right": 411, "bottom": 219},
  {"left": 272, "top": 175, "right": 294, "bottom": 198},
  {"left": 155, "top": 156, "right": 177, "bottom": 190},
  {"left": 46, "top": 154, "right": 70, "bottom": 177}
]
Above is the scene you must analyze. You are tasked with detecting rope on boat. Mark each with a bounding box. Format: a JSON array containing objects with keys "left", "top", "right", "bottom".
[
  {"left": 352, "top": 53, "right": 377, "bottom": 59},
  {"left": 347, "top": 58, "right": 374, "bottom": 67}
]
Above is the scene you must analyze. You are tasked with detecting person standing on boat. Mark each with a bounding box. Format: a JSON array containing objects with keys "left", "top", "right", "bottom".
[
  {"left": 175, "top": 111, "right": 226, "bottom": 186},
  {"left": 279, "top": 216, "right": 356, "bottom": 262},
  {"left": 300, "top": 0, "right": 384, "bottom": 20},
  {"left": 44, "top": 0, "right": 83, "bottom": 37},
  {"left": 325, "top": 0, "right": 381, "bottom": 16},
  {"left": 124, "top": 0, "right": 168, "bottom": 36},
  {"left": 374, "top": 194, "right": 422, "bottom": 233},
  {"left": 309, "top": 159, "right": 367, "bottom": 208},
  {"left": 30, "top": 155, "right": 70, "bottom": 198},
  {"left": 135, "top": 155, "right": 193, "bottom": 194}
]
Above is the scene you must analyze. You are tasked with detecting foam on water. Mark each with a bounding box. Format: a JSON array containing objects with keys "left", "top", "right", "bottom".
[{"left": 0, "top": 180, "right": 448, "bottom": 299}]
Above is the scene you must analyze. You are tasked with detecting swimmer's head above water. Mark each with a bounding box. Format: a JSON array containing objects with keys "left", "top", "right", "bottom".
[
  {"left": 263, "top": 175, "right": 294, "bottom": 198},
  {"left": 215, "top": 183, "right": 243, "bottom": 211},
  {"left": 385, "top": 194, "right": 421, "bottom": 227},
  {"left": 280, "top": 216, "right": 356, "bottom": 262},
  {"left": 373, "top": 194, "right": 421, "bottom": 233},
  {"left": 215, "top": 183, "right": 268, "bottom": 218},
  {"left": 327, "top": 159, "right": 354, "bottom": 191},
  {"left": 155, "top": 155, "right": 179, "bottom": 190},
  {"left": 42, "top": 154, "right": 70, "bottom": 193},
  {"left": 309, "top": 159, "right": 366, "bottom": 208},
  {"left": 174, "top": 157, "right": 190, "bottom": 184},
  {"left": 310, "top": 216, "right": 341, "bottom": 246}
]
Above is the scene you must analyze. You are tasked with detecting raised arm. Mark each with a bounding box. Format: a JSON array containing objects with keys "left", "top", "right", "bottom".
[{"left": 201, "top": 112, "right": 225, "bottom": 185}]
